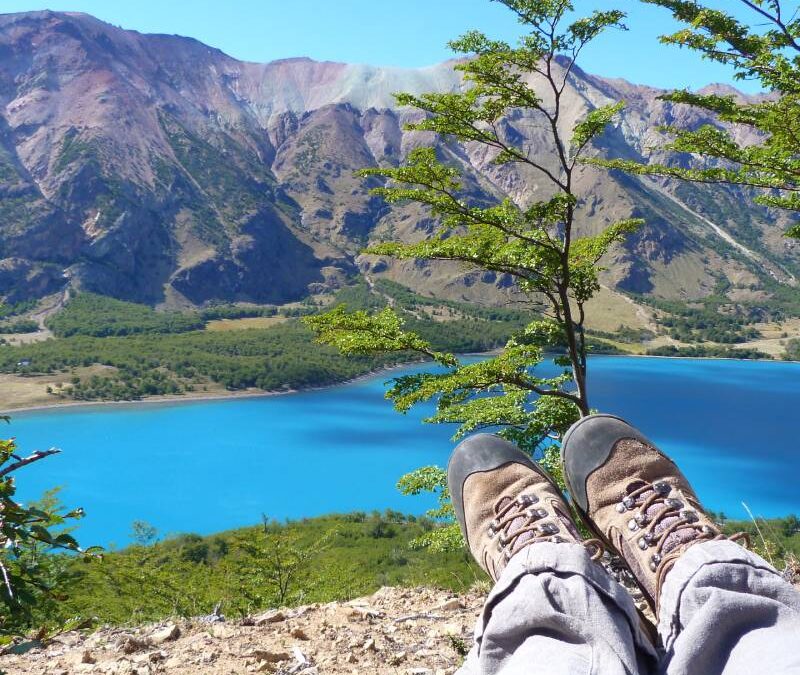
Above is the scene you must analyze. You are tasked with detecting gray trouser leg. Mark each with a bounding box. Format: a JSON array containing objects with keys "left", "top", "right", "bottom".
[
  {"left": 458, "top": 542, "right": 658, "bottom": 675},
  {"left": 658, "top": 540, "right": 800, "bottom": 675}
]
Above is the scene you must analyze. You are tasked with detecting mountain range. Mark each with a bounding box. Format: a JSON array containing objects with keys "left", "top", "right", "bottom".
[{"left": 0, "top": 10, "right": 798, "bottom": 309}]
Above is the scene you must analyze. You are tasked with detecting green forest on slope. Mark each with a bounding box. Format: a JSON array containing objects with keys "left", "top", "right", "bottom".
[
  {"left": 10, "top": 508, "right": 799, "bottom": 634},
  {"left": 0, "top": 284, "right": 546, "bottom": 402}
]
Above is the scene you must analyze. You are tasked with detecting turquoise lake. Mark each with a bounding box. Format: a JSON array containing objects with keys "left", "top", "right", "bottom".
[{"left": 8, "top": 356, "right": 800, "bottom": 547}]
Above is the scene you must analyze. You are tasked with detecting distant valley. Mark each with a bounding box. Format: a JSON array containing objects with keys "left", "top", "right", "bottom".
[{"left": 1, "top": 10, "right": 800, "bottom": 410}]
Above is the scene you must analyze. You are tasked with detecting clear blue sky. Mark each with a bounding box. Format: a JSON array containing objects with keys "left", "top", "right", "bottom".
[{"left": 2, "top": 0, "right": 771, "bottom": 92}]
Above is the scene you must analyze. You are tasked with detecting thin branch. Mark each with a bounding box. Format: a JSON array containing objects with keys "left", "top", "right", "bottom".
[
  {"left": 739, "top": 0, "right": 800, "bottom": 52},
  {"left": 0, "top": 448, "right": 60, "bottom": 478}
]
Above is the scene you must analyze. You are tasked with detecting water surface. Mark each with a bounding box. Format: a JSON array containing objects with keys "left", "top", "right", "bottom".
[{"left": 9, "top": 356, "right": 799, "bottom": 547}]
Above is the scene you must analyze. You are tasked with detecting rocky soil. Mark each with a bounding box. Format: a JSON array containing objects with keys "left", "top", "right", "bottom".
[{"left": 0, "top": 587, "right": 482, "bottom": 675}]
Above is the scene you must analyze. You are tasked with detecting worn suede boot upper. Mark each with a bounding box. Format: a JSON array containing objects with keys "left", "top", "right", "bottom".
[
  {"left": 448, "top": 434, "right": 601, "bottom": 582},
  {"left": 562, "top": 415, "right": 744, "bottom": 611}
]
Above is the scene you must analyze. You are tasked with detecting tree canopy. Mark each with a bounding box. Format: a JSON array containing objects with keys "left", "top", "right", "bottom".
[
  {"left": 591, "top": 0, "right": 800, "bottom": 236},
  {"left": 306, "top": 0, "right": 640, "bottom": 547}
]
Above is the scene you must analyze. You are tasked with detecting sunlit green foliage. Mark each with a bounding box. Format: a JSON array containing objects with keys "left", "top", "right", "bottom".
[
  {"left": 591, "top": 0, "right": 800, "bottom": 235},
  {"left": 0, "top": 434, "right": 98, "bottom": 637}
]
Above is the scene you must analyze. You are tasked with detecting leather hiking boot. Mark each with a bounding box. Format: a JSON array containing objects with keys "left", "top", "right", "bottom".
[
  {"left": 561, "top": 414, "right": 745, "bottom": 611},
  {"left": 448, "top": 433, "right": 602, "bottom": 582}
]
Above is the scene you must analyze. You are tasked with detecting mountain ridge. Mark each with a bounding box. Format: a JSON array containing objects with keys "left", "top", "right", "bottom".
[{"left": 0, "top": 10, "right": 797, "bottom": 310}]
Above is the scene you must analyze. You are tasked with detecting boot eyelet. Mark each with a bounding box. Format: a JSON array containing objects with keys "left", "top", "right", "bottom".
[
  {"left": 638, "top": 537, "right": 648, "bottom": 551},
  {"left": 680, "top": 509, "right": 698, "bottom": 523},
  {"left": 519, "top": 494, "right": 539, "bottom": 506},
  {"left": 616, "top": 502, "right": 626, "bottom": 513},
  {"left": 644, "top": 532, "right": 657, "bottom": 544},
  {"left": 649, "top": 553, "right": 662, "bottom": 571},
  {"left": 490, "top": 519, "right": 500, "bottom": 530},
  {"left": 702, "top": 525, "right": 715, "bottom": 535},
  {"left": 654, "top": 482, "right": 671, "bottom": 495},
  {"left": 627, "top": 519, "right": 639, "bottom": 532},
  {"left": 665, "top": 498, "right": 683, "bottom": 509},
  {"left": 634, "top": 513, "right": 649, "bottom": 526},
  {"left": 623, "top": 496, "right": 636, "bottom": 510}
]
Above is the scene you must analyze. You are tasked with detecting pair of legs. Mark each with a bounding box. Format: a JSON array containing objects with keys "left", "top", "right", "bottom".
[{"left": 448, "top": 415, "right": 800, "bottom": 674}]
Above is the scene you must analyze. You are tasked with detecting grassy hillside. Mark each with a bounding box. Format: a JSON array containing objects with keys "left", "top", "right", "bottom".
[
  {"left": 22, "top": 512, "right": 482, "bottom": 631},
  {"left": 13, "top": 510, "right": 798, "bottom": 634}
]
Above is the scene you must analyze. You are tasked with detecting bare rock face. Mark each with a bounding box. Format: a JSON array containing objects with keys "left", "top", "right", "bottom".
[
  {"left": 0, "top": 586, "right": 481, "bottom": 675},
  {"left": 0, "top": 10, "right": 797, "bottom": 307}
]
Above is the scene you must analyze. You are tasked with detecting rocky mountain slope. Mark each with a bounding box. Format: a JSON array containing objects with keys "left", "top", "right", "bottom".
[
  {"left": 0, "top": 586, "right": 481, "bottom": 675},
  {"left": 0, "top": 10, "right": 798, "bottom": 308}
]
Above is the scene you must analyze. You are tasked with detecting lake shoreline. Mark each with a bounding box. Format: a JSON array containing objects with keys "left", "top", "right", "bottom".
[
  {"left": 1, "top": 358, "right": 431, "bottom": 416},
  {"left": 3, "top": 351, "right": 796, "bottom": 416}
]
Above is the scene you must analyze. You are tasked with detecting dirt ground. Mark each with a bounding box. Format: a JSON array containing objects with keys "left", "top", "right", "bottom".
[{"left": 0, "top": 586, "right": 481, "bottom": 675}]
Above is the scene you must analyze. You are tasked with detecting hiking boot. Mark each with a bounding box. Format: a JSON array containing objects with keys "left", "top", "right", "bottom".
[
  {"left": 448, "top": 433, "right": 602, "bottom": 582},
  {"left": 561, "top": 414, "right": 741, "bottom": 611}
]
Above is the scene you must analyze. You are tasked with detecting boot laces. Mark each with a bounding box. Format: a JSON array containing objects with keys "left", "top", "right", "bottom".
[
  {"left": 618, "top": 480, "right": 749, "bottom": 571},
  {"left": 488, "top": 493, "right": 603, "bottom": 562}
]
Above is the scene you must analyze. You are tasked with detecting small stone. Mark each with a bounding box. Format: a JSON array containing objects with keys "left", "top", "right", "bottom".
[
  {"left": 406, "top": 669, "right": 432, "bottom": 675},
  {"left": 345, "top": 603, "right": 384, "bottom": 620},
  {"left": 253, "top": 609, "right": 286, "bottom": 625},
  {"left": 118, "top": 636, "right": 150, "bottom": 654},
  {"left": 291, "top": 627, "right": 309, "bottom": 640},
  {"left": 370, "top": 586, "right": 395, "bottom": 602},
  {"left": 67, "top": 650, "right": 96, "bottom": 665},
  {"left": 439, "top": 622, "right": 463, "bottom": 636},
  {"left": 388, "top": 651, "right": 407, "bottom": 665},
  {"left": 243, "top": 649, "right": 290, "bottom": 663},
  {"left": 437, "top": 598, "right": 463, "bottom": 611},
  {"left": 164, "top": 656, "right": 183, "bottom": 669},
  {"left": 345, "top": 653, "right": 357, "bottom": 663},
  {"left": 150, "top": 624, "right": 180, "bottom": 644},
  {"left": 417, "top": 649, "right": 439, "bottom": 658},
  {"left": 362, "top": 638, "right": 376, "bottom": 652},
  {"left": 211, "top": 623, "right": 235, "bottom": 639}
]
